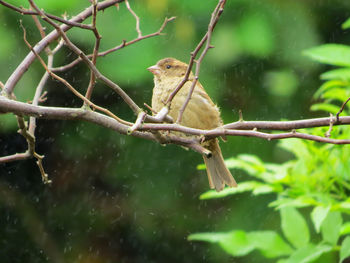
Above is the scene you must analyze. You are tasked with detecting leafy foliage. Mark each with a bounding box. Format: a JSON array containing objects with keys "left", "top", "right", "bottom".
[
  {"left": 1, "top": 1, "right": 350, "bottom": 263},
  {"left": 192, "top": 18, "right": 350, "bottom": 263}
]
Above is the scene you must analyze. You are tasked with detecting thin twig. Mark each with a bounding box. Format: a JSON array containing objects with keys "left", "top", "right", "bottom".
[
  {"left": 325, "top": 113, "right": 334, "bottom": 138},
  {"left": 0, "top": 0, "right": 94, "bottom": 30},
  {"left": 31, "top": 12, "right": 47, "bottom": 39},
  {"left": 3, "top": 0, "right": 124, "bottom": 96},
  {"left": 28, "top": 15, "right": 64, "bottom": 135},
  {"left": 20, "top": 21, "right": 131, "bottom": 126},
  {"left": 2, "top": 96, "right": 350, "bottom": 146},
  {"left": 34, "top": 152, "right": 51, "bottom": 184},
  {"left": 165, "top": 0, "right": 226, "bottom": 109},
  {"left": 0, "top": 96, "right": 209, "bottom": 156},
  {"left": 84, "top": 0, "right": 102, "bottom": 101},
  {"left": 144, "top": 103, "right": 157, "bottom": 114},
  {"left": 125, "top": 0, "right": 142, "bottom": 38},
  {"left": 0, "top": 152, "right": 31, "bottom": 163},
  {"left": 28, "top": 0, "right": 141, "bottom": 115},
  {"left": 336, "top": 96, "right": 350, "bottom": 122},
  {"left": 51, "top": 17, "right": 175, "bottom": 72},
  {"left": 28, "top": 55, "right": 52, "bottom": 134},
  {"left": 127, "top": 111, "right": 146, "bottom": 134},
  {"left": 17, "top": 115, "right": 50, "bottom": 184},
  {"left": 176, "top": 1, "right": 224, "bottom": 123}
]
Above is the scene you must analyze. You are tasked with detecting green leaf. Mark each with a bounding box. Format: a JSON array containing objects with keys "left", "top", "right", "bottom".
[
  {"left": 247, "top": 231, "right": 293, "bottom": 258},
  {"left": 278, "top": 139, "right": 309, "bottom": 160},
  {"left": 313, "top": 80, "right": 349, "bottom": 99},
  {"left": 321, "top": 68, "right": 350, "bottom": 81},
  {"left": 310, "top": 103, "right": 340, "bottom": 114},
  {"left": 199, "top": 181, "right": 270, "bottom": 200},
  {"left": 189, "top": 231, "right": 293, "bottom": 258},
  {"left": 270, "top": 197, "right": 316, "bottom": 210},
  {"left": 322, "top": 88, "right": 348, "bottom": 102},
  {"left": 238, "top": 154, "right": 265, "bottom": 168},
  {"left": 340, "top": 222, "right": 350, "bottom": 236},
  {"left": 252, "top": 184, "right": 275, "bottom": 195},
  {"left": 321, "top": 211, "right": 342, "bottom": 245},
  {"left": 189, "top": 231, "right": 255, "bottom": 256},
  {"left": 340, "top": 236, "right": 350, "bottom": 263},
  {"left": 311, "top": 206, "right": 330, "bottom": 233},
  {"left": 336, "top": 201, "right": 350, "bottom": 212},
  {"left": 342, "top": 17, "right": 350, "bottom": 30},
  {"left": 303, "top": 44, "right": 350, "bottom": 67},
  {"left": 218, "top": 231, "right": 257, "bottom": 256},
  {"left": 281, "top": 207, "right": 310, "bottom": 248},
  {"left": 188, "top": 232, "right": 227, "bottom": 243},
  {"left": 283, "top": 244, "right": 333, "bottom": 263}
]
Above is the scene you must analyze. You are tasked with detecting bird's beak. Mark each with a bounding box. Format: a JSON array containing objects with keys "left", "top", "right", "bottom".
[{"left": 147, "top": 65, "right": 160, "bottom": 75}]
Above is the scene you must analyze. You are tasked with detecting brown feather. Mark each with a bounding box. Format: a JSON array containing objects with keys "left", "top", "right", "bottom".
[{"left": 149, "top": 57, "right": 237, "bottom": 191}]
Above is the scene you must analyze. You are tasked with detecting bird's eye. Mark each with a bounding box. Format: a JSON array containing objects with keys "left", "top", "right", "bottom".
[{"left": 166, "top": 65, "right": 172, "bottom": 69}]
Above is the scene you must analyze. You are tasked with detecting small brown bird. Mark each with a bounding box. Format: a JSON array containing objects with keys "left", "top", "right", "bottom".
[{"left": 148, "top": 57, "right": 237, "bottom": 192}]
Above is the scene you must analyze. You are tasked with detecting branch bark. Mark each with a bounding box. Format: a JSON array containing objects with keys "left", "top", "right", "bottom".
[
  {"left": 1, "top": 0, "right": 124, "bottom": 96},
  {"left": 1, "top": 96, "right": 350, "bottom": 145}
]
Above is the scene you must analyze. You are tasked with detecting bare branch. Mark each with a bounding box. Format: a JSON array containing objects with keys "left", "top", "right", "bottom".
[
  {"left": 2, "top": 96, "right": 350, "bottom": 145},
  {"left": 325, "top": 113, "right": 334, "bottom": 138},
  {"left": 31, "top": 13, "right": 47, "bottom": 39},
  {"left": 0, "top": 21, "right": 52, "bottom": 183},
  {"left": 336, "top": 96, "right": 350, "bottom": 122},
  {"left": 28, "top": 0, "right": 141, "bottom": 115},
  {"left": 34, "top": 152, "right": 51, "bottom": 184},
  {"left": 51, "top": 16, "right": 176, "bottom": 72},
  {"left": 0, "top": 97, "right": 209, "bottom": 155},
  {"left": 2, "top": 0, "right": 124, "bottom": 96},
  {"left": 222, "top": 117, "right": 350, "bottom": 130},
  {"left": 28, "top": 16, "right": 63, "bottom": 135},
  {"left": 0, "top": 0, "right": 95, "bottom": 30},
  {"left": 85, "top": 0, "right": 102, "bottom": 101},
  {"left": 28, "top": 55, "right": 52, "bottom": 134},
  {"left": 128, "top": 111, "right": 147, "bottom": 135},
  {"left": 176, "top": 0, "right": 225, "bottom": 123},
  {"left": 16, "top": 115, "right": 50, "bottom": 184},
  {"left": 0, "top": 152, "right": 31, "bottom": 163},
  {"left": 125, "top": 0, "right": 142, "bottom": 38},
  {"left": 20, "top": 21, "right": 131, "bottom": 126},
  {"left": 165, "top": 0, "right": 226, "bottom": 108}
]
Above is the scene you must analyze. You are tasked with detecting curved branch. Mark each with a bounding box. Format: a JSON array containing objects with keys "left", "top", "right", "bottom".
[
  {"left": 51, "top": 16, "right": 176, "bottom": 72},
  {"left": 2, "top": 0, "right": 124, "bottom": 96},
  {"left": 28, "top": 0, "right": 140, "bottom": 114},
  {"left": 223, "top": 117, "right": 350, "bottom": 130},
  {"left": 0, "top": 0, "right": 94, "bottom": 30},
  {"left": 0, "top": 97, "right": 208, "bottom": 155},
  {"left": 1, "top": 96, "right": 350, "bottom": 145}
]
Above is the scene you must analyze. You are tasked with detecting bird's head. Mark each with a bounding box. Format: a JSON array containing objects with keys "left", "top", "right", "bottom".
[{"left": 147, "top": 57, "right": 188, "bottom": 80}]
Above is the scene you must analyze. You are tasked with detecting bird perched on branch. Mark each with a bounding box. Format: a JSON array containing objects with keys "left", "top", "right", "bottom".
[{"left": 148, "top": 57, "right": 237, "bottom": 192}]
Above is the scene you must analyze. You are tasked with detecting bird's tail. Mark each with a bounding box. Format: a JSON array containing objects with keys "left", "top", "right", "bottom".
[{"left": 203, "top": 139, "right": 237, "bottom": 192}]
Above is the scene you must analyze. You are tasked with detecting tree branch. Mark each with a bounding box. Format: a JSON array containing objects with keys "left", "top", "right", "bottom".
[
  {"left": 1, "top": 96, "right": 350, "bottom": 145},
  {"left": 0, "top": 97, "right": 209, "bottom": 155},
  {"left": 1, "top": 0, "right": 124, "bottom": 96},
  {"left": 176, "top": 0, "right": 226, "bottom": 123},
  {"left": 165, "top": 0, "right": 226, "bottom": 108},
  {"left": 27, "top": 0, "right": 141, "bottom": 115},
  {"left": 0, "top": 0, "right": 94, "bottom": 30},
  {"left": 51, "top": 16, "right": 176, "bottom": 73}
]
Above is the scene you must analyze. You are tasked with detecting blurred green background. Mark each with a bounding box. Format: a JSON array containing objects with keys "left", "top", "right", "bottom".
[{"left": 0, "top": 0, "right": 350, "bottom": 262}]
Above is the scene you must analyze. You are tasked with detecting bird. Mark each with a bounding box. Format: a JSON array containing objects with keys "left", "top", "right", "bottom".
[{"left": 147, "top": 57, "right": 237, "bottom": 192}]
